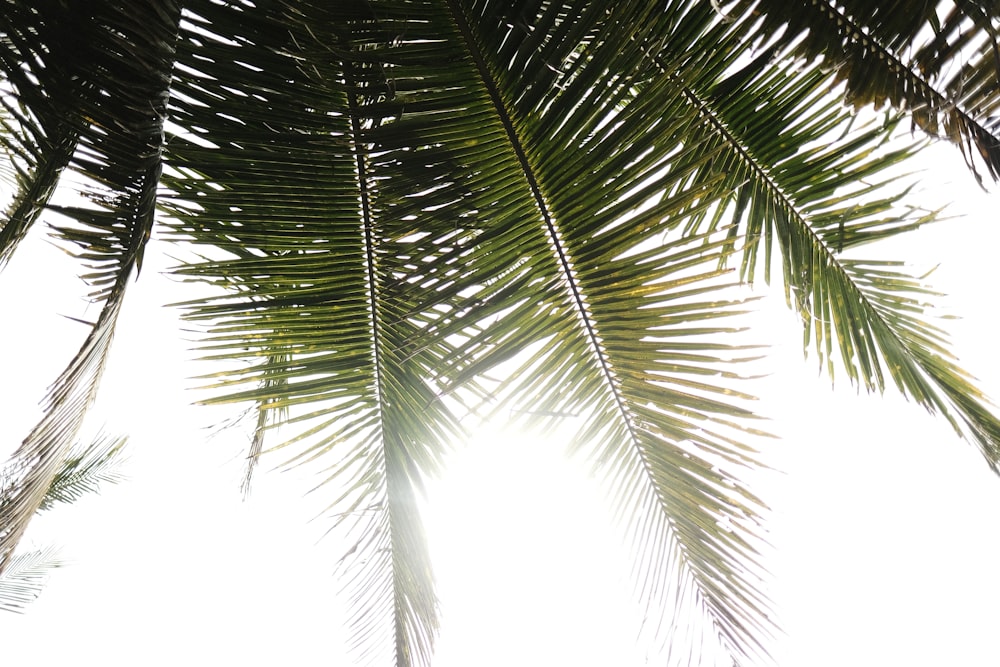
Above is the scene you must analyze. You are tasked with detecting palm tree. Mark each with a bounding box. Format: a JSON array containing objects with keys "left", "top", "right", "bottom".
[
  {"left": 0, "top": 1, "right": 998, "bottom": 664},
  {"left": 0, "top": 434, "right": 126, "bottom": 612}
]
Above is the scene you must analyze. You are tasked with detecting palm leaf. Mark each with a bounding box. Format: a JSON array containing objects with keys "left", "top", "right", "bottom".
[
  {"left": 160, "top": 4, "right": 463, "bottom": 663},
  {"left": 0, "top": 4, "right": 83, "bottom": 264},
  {"left": 0, "top": 1, "right": 182, "bottom": 573},
  {"left": 0, "top": 546, "right": 63, "bottom": 614},
  {"left": 643, "top": 14, "right": 1000, "bottom": 469},
  {"left": 729, "top": 0, "right": 1000, "bottom": 183},
  {"left": 37, "top": 433, "right": 127, "bottom": 512},
  {"left": 240, "top": 353, "right": 290, "bottom": 499},
  {"left": 0, "top": 432, "right": 125, "bottom": 613}
]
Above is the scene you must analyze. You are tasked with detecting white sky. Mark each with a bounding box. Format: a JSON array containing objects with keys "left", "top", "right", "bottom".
[{"left": 2, "top": 142, "right": 1000, "bottom": 666}]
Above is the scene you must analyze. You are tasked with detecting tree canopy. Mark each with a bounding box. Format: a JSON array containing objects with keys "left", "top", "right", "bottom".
[{"left": 1, "top": 1, "right": 998, "bottom": 665}]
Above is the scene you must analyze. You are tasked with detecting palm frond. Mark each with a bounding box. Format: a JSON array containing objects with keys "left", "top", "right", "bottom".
[
  {"left": 0, "top": 546, "right": 63, "bottom": 614},
  {"left": 638, "top": 15, "right": 1000, "bottom": 470},
  {"left": 432, "top": 3, "right": 777, "bottom": 659},
  {"left": 0, "top": 4, "right": 83, "bottom": 264},
  {"left": 159, "top": 3, "right": 466, "bottom": 663},
  {"left": 38, "top": 433, "right": 127, "bottom": 512},
  {"left": 0, "top": 433, "right": 124, "bottom": 613},
  {"left": 730, "top": 0, "right": 1000, "bottom": 183},
  {"left": 0, "top": 1, "right": 181, "bottom": 573}
]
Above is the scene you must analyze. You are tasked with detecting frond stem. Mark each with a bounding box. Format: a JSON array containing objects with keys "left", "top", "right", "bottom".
[{"left": 445, "top": 0, "right": 641, "bottom": 446}]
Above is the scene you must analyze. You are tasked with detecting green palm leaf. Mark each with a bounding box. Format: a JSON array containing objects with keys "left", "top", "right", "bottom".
[
  {"left": 0, "top": 433, "right": 126, "bottom": 613},
  {"left": 648, "top": 16, "right": 1000, "bottom": 468},
  {"left": 0, "top": 1, "right": 181, "bottom": 572},
  {"left": 730, "top": 0, "right": 1000, "bottom": 182},
  {"left": 0, "top": 547, "right": 63, "bottom": 614},
  {"left": 37, "top": 433, "right": 127, "bottom": 512},
  {"left": 0, "top": 4, "right": 82, "bottom": 264}
]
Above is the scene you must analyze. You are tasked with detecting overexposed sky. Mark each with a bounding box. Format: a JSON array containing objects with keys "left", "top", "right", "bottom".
[{"left": 2, "top": 140, "right": 1000, "bottom": 666}]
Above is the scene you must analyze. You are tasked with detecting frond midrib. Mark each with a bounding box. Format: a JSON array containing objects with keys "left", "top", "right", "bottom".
[
  {"left": 345, "top": 39, "right": 436, "bottom": 664},
  {"left": 444, "top": 0, "right": 640, "bottom": 445}
]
